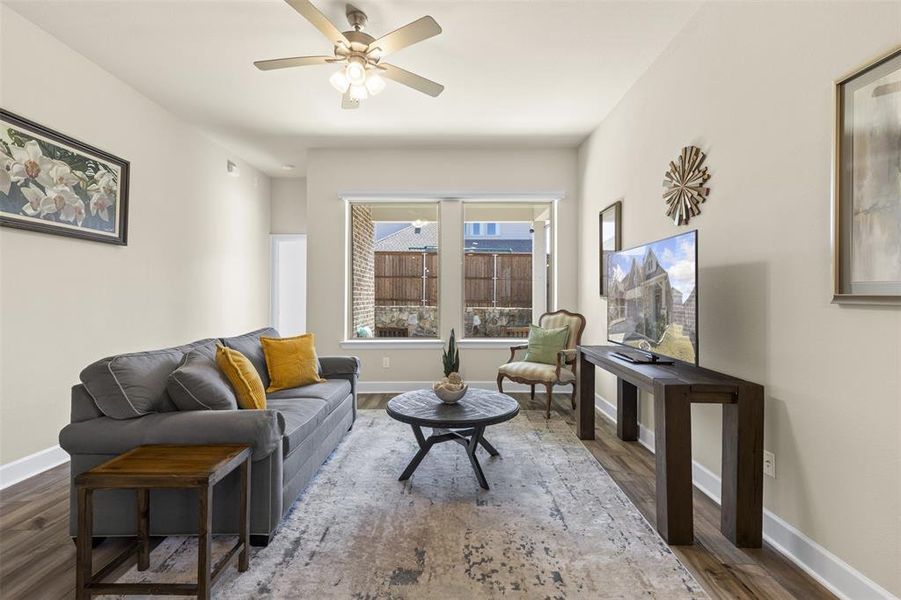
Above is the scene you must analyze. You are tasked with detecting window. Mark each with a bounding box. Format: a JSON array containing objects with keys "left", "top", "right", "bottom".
[
  {"left": 350, "top": 202, "right": 439, "bottom": 339},
  {"left": 465, "top": 222, "right": 500, "bottom": 236},
  {"left": 463, "top": 203, "right": 552, "bottom": 338}
]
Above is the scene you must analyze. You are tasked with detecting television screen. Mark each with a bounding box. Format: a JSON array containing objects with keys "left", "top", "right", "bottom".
[{"left": 606, "top": 230, "right": 698, "bottom": 364}]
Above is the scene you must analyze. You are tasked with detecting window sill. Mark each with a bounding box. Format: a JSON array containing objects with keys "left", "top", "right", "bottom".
[
  {"left": 456, "top": 338, "right": 525, "bottom": 349},
  {"left": 340, "top": 339, "right": 446, "bottom": 350}
]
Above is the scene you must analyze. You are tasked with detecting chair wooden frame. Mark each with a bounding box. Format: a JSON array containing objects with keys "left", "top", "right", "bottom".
[{"left": 496, "top": 309, "right": 587, "bottom": 418}]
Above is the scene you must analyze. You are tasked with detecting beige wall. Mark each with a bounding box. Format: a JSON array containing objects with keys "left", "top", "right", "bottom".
[
  {"left": 577, "top": 2, "right": 900, "bottom": 594},
  {"left": 271, "top": 177, "right": 306, "bottom": 234},
  {"left": 306, "top": 147, "right": 578, "bottom": 383},
  {"left": 0, "top": 6, "right": 272, "bottom": 465}
]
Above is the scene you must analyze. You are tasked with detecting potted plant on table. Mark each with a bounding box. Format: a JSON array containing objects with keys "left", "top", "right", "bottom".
[{"left": 433, "top": 329, "right": 467, "bottom": 403}]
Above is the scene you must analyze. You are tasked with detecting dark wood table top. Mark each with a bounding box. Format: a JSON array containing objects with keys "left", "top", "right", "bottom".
[
  {"left": 578, "top": 345, "right": 760, "bottom": 397},
  {"left": 75, "top": 444, "right": 252, "bottom": 489},
  {"left": 386, "top": 388, "right": 520, "bottom": 428}
]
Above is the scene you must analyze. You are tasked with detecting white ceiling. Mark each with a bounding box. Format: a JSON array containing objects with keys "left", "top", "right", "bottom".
[{"left": 6, "top": 0, "right": 700, "bottom": 176}]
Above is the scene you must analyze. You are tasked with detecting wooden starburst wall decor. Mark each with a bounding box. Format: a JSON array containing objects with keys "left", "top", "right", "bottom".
[{"left": 662, "top": 145, "right": 711, "bottom": 225}]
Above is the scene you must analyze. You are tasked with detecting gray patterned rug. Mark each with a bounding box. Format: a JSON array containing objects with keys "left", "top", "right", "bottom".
[{"left": 112, "top": 410, "right": 706, "bottom": 599}]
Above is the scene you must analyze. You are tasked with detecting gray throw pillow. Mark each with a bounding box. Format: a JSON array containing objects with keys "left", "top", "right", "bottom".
[
  {"left": 80, "top": 338, "right": 217, "bottom": 419},
  {"left": 167, "top": 351, "right": 238, "bottom": 411}
]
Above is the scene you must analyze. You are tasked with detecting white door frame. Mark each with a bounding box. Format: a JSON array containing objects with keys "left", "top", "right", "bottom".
[{"left": 270, "top": 234, "right": 307, "bottom": 333}]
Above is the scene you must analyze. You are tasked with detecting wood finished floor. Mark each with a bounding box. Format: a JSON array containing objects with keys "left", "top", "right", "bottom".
[{"left": 0, "top": 393, "right": 834, "bottom": 599}]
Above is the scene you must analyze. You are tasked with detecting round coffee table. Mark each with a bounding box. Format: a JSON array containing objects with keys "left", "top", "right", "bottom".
[{"left": 386, "top": 388, "right": 520, "bottom": 490}]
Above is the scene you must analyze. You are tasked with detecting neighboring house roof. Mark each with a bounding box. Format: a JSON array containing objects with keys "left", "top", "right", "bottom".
[
  {"left": 373, "top": 223, "right": 533, "bottom": 253},
  {"left": 464, "top": 239, "right": 532, "bottom": 253},
  {"left": 373, "top": 223, "right": 439, "bottom": 251}
]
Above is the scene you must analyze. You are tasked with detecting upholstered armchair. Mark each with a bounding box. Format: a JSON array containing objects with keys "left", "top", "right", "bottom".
[{"left": 496, "top": 310, "right": 586, "bottom": 418}]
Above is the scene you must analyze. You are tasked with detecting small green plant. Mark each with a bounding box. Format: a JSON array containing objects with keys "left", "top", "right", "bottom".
[{"left": 442, "top": 328, "right": 460, "bottom": 376}]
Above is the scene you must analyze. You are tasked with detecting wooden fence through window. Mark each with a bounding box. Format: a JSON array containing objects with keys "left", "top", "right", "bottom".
[
  {"left": 373, "top": 251, "right": 532, "bottom": 308},
  {"left": 374, "top": 251, "right": 438, "bottom": 306}
]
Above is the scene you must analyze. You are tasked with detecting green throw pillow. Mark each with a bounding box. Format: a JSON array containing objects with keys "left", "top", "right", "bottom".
[{"left": 523, "top": 325, "right": 569, "bottom": 365}]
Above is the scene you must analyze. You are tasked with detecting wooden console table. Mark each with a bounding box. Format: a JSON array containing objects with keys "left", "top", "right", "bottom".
[{"left": 576, "top": 345, "right": 764, "bottom": 547}]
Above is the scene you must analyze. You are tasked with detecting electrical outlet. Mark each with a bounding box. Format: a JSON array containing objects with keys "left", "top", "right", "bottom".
[
  {"left": 382, "top": 357, "right": 390, "bottom": 369},
  {"left": 763, "top": 450, "right": 776, "bottom": 478}
]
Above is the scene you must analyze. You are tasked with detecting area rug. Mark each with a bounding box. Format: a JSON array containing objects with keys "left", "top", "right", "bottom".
[{"left": 112, "top": 410, "right": 706, "bottom": 599}]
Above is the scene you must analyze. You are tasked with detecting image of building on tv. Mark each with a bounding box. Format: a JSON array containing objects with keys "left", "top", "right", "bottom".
[{"left": 607, "top": 232, "right": 697, "bottom": 363}]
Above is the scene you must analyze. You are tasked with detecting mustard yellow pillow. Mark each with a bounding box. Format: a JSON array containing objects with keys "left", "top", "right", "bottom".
[
  {"left": 215, "top": 345, "right": 266, "bottom": 409},
  {"left": 261, "top": 334, "right": 324, "bottom": 392}
]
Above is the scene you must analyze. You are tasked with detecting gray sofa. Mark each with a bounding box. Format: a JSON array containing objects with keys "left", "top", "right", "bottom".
[{"left": 59, "top": 327, "right": 359, "bottom": 546}]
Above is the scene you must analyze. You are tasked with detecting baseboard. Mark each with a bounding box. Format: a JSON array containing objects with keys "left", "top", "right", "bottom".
[
  {"left": 357, "top": 380, "right": 570, "bottom": 394},
  {"left": 594, "top": 394, "right": 897, "bottom": 600},
  {"left": 0, "top": 444, "right": 69, "bottom": 490}
]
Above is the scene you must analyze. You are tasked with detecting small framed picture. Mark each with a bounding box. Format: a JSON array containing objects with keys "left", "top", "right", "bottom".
[
  {"left": 833, "top": 46, "right": 901, "bottom": 304},
  {"left": 0, "top": 109, "right": 129, "bottom": 245},
  {"left": 599, "top": 200, "right": 622, "bottom": 297}
]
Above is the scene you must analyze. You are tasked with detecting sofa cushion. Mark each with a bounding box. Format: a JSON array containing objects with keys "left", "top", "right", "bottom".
[
  {"left": 266, "top": 380, "right": 351, "bottom": 415},
  {"left": 80, "top": 338, "right": 217, "bottom": 419},
  {"left": 189, "top": 339, "right": 219, "bottom": 361},
  {"left": 498, "top": 360, "right": 576, "bottom": 384},
  {"left": 268, "top": 398, "right": 327, "bottom": 457},
  {"left": 220, "top": 328, "right": 279, "bottom": 389},
  {"left": 167, "top": 351, "right": 238, "bottom": 411}
]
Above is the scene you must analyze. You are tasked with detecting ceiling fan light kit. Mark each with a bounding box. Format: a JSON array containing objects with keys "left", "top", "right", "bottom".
[
  {"left": 255, "top": 0, "right": 444, "bottom": 109},
  {"left": 329, "top": 69, "right": 350, "bottom": 93},
  {"left": 349, "top": 84, "right": 368, "bottom": 102}
]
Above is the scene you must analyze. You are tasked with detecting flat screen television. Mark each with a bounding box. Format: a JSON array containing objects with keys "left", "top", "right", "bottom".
[{"left": 606, "top": 230, "right": 698, "bottom": 365}]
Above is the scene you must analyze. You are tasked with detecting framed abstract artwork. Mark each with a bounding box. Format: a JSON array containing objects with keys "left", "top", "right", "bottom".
[
  {"left": 599, "top": 200, "right": 622, "bottom": 297},
  {"left": 833, "top": 47, "right": 901, "bottom": 304},
  {"left": 0, "top": 109, "right": 129, "bottom": 245}
]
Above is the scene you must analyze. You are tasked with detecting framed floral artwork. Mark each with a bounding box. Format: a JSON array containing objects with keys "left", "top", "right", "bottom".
[
  {"left": 0, "top": 109, "right": 129, "bottom": 245},
  {"left": 599, "top": 200, "right": 622, "bottom": 297},
  {"left": 833, "top": 47, "right": 901, "bottom": 304}
]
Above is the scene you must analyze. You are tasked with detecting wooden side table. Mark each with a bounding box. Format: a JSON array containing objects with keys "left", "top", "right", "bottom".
[{"left": 75, "top": 444, "right": 252, "bottom": 600}]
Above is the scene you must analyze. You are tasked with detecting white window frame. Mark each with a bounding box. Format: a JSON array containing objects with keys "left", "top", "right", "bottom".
[
  {"left": 341, "top": 197, "right": 442, "bottom": 346},
  {"left": 459, "top": 198, "right": 557, "bottom": 343},
  {"left": 337, "top": 192, "right": 562, "bottom": 348}
]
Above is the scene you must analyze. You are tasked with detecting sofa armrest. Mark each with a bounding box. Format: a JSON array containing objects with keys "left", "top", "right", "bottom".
[
  {"left": 59, "top": 409, "right": 285, "bottom": 460},
  {"left": 320, "top": 356, "right": 360, "bottom": 377},
  {"left": 319, "top": 356, "right": 360, "bottom": 424}
]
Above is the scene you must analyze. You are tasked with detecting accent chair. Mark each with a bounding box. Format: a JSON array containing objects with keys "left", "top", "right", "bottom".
[{"left": 496, "top": 309, "right": 587, "bottom": 418}]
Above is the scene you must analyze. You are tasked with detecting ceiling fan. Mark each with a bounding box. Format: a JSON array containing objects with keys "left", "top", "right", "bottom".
[{"left": 254, "top": 0, "right": 444, "bottom": 109}]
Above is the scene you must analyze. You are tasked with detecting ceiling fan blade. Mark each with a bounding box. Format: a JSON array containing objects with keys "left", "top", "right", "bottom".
[
  {"left": 380, "top": 63, "right": 444, "bottom": 97},
  {"left": 367, "top": 16, "right": 441, "bottom": 57},
  {"left": 285, "top": 0, "right": 349, "bottom": 46},
  {"left": 254, "top": 55, "right": 334, "bottom": 71},
  {"left": 341, "top": 90, "right": 360, "bottom": 110}
]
